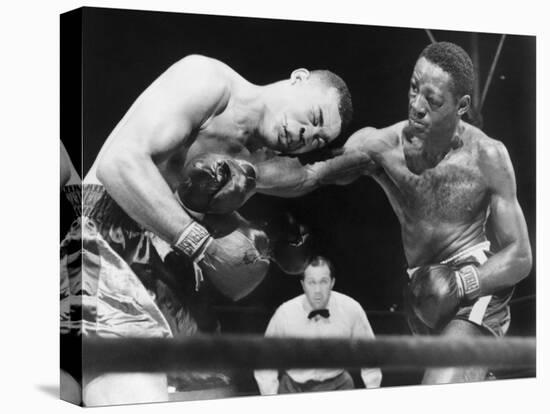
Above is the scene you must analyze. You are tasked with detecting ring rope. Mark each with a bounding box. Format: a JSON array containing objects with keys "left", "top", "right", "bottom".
[{"left": 82, "top": 334, "right": 535, "bottom": 373}]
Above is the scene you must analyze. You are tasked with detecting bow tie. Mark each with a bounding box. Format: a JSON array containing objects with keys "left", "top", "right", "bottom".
[{"left": 308, "top": 309, "right": 330, "bottom": 319}]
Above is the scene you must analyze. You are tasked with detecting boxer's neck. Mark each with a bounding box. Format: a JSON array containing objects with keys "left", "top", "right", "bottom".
[
  {"left": 423, "top": 120, "right": 464, "bottom": 163},
  {"left": 403, "top": 120, "right": 464, "bottom": 174},
  {"left": 226, "top": 82, "right": 265, "bottom": 141}
]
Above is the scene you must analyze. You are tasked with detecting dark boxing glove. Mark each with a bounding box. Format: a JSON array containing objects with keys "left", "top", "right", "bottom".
[
  {"left": 266, "top": 211, "right": 313, "bottom": 275},
  {"left": 178, "top": 154, "right": 257, "bottom": 214},
  {"left": 408, "top": 263, "right": 481, "bottom": 330}
]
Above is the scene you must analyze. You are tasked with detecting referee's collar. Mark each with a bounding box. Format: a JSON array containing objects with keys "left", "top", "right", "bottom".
[{"left": 301, "top": 292, "right": 334, "bottom": 316}]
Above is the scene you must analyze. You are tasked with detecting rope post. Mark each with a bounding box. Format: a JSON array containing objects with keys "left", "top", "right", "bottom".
[
  {"left": 425, "top": 29, "right": 436, "bottom": 44},
  {"left": 480, "top": 34, "right": 507, "bottom": 111}
]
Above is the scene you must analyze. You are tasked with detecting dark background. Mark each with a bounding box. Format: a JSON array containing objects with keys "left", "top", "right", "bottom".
[{"left": 71, "top": 7, "right": 536, "bottom": 388}]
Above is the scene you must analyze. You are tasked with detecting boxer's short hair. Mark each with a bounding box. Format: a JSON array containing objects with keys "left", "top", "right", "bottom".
[
  {"left": 311, "top": 70, "right": 353, "bottom": 135},
  {"left": 419, "top": 41, "right": 474, "bottom": 100}
]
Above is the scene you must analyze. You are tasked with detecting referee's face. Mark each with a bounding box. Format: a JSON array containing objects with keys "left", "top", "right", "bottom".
[{"left": 301, "top": 263, "right": 335, "bottom": 310}]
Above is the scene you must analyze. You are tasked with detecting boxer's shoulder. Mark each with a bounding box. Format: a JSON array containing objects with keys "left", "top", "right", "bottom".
[
  {"left": 172, "top": 54, "right": 227, "bottom": 76},
  {"left": 464, "top": 126, "right": 510, "bottom": 174},
  {"left": 166, "top": 55, "right": 233, "bottom": 99},
  {"left": 476, "top": 135, "right": 509, "bottom": 164}
]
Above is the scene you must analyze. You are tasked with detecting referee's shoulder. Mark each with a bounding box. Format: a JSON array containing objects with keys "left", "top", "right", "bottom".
[
  {"left": 275, "top": 294, "right": 304, "bottom": 314},
  {"left": 334, "top": 291, "right": 365, "bottom": 312}
]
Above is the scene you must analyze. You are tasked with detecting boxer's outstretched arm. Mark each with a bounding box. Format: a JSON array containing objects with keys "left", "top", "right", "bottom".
[
  {"left": 97, "top": 55, "right": 228, "bottom": 244},
  {"left": 255, "top": 127, "right": 380, "bottom": 198},
  {"left": 477, "top": 139, "right": 532, "bottom": 294}
]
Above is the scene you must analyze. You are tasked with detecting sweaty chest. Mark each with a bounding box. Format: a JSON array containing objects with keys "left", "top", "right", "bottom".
[{"left": 381, "top": 150, "right": 488, "bottom": 222}]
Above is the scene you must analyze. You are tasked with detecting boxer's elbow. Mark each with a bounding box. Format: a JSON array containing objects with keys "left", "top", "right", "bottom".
[
  {"left": 515, "top": 242, "right": 533, "bottom": 282},
  {"left": 504, "top": 236, "right": 532, "bottom": 284}
]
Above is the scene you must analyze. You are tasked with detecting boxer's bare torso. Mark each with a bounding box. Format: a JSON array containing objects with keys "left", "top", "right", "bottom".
[{"left": 351, "top": 120, "right": 494, "bottom": 267}]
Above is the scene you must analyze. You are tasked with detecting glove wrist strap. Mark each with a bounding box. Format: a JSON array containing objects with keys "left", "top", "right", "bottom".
[
  {"left": 173, "top": 221, "right": 211, "bottom": 259},
  {"left": 457, "top": 265, "right": 481, "bottom": 301}
]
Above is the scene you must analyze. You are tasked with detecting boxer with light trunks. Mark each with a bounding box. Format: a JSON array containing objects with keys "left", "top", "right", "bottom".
[
  {"left": 79, "top": 55, "right": 352, "bottom": 405},
  {"left": 255, "top": 42, "right": 532, "bottom": 384},
  {"left": 60, "top": 140, "right": 83, "bottom": 405}
]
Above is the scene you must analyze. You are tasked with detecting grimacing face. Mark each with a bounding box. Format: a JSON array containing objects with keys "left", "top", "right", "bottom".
[
  {"left": 301, "top": 263, "right": 335, "bottom": 310},
  {"left": 268, "top": 81, "right": 342, "bottom": 154},
  {"left": 407, "top": 57, "right": 466, "bottom": 140}
]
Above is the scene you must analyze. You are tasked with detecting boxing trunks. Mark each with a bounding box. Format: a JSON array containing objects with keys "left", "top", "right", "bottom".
[
  {"left": 60, "top": 185, "right": 83, "bottom": 381},
  {"left": 61, "top": 185, "right": 219, "bottom": 343},
  {"left": 405, "top": 241, "right": 513, "bottom": 337}
]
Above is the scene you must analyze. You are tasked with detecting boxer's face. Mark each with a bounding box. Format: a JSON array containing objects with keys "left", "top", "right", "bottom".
[
  {"left": 301, "top": 263, "right": 335, "bottom": 310},
  {"left": 266, "top": 82, "right": 342, "bottom": 154},
  {"left": 407, "top": 57, "right": 466, "bottom": 142}
]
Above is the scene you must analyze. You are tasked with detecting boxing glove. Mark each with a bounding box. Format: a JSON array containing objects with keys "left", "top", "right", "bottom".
[
  {"left": 266, "top": 211, "right": 313, "bottom": 275},
  {"left": 166, "top": 212, "right": 270, "bottom": 302},
  {"left": 408, "top": 263, "right": 481, "bottom": 330},
  {"left": 178, "top": 154, "right": 257, "bottom": 214},
  {"left": 200, "top": 221, "right": 271, "bottom": 301}
]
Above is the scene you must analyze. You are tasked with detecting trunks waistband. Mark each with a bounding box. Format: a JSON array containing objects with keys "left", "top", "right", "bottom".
[
  {"left": 62, "top": 184, "right": 82, "bottom": 217},
  {"left": 407, "top": 241, "right": 491, "bottom": 278},
  {"left": 82, "top": 184, "right": 142, "bottom": 232}
]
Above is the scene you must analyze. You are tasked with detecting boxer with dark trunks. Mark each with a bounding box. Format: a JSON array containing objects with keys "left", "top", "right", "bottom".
[
  {"left": 78, "top": 55, "right": 352, "bottom": 405},
  {"left": 255, "top": 42, "right": 532, "bottom": 384}
]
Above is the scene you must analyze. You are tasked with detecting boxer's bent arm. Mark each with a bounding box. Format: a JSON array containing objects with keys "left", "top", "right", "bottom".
[
  {"left": 98, "top": 150, "right": 192, "bottom": 244},
  {"left": 97, "top": 55, "right": 228, "bottom": 243},
  {"left": 255, "top": 128, "right": 379, "bottom": 198},
  {"left": 477, "top": 140, "right": 532, "bottom": 294}
]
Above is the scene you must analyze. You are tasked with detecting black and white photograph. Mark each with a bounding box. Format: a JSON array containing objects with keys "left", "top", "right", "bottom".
[
  {"left": 58, "top": 5, "right": 537, "bottom": 407},
  {"left": 2, "top": 1, "right": 547, "bottom": 413}
]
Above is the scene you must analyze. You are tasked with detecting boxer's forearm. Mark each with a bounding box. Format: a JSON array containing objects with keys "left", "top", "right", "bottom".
[
  {"left": 255, "top": 150, "right": 373, "bottom": 198},
  {"left": 255, "top": 156, "right": 319, "bottom": 197},
  {"left": 478, "top": 240, "right": 532, "bottom": 295},
  {"left": 97, "top": 151, "right": 193, "bottom": 244}
]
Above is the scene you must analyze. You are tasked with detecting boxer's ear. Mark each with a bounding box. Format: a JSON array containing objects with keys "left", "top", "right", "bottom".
[
  {"left": 290, "top": 68, "right": 310, "bottom": 85},
  {"left": 457, "top": 94, "right": 471, "bottom": 117}
]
